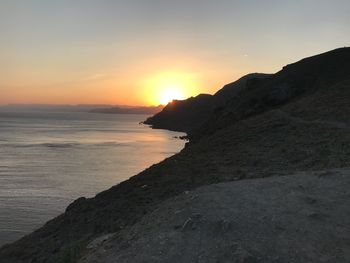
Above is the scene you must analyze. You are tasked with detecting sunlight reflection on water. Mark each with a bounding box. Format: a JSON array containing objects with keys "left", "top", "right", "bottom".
[{"left": 0, "top": 111, "right": 185, "bottom": 246}]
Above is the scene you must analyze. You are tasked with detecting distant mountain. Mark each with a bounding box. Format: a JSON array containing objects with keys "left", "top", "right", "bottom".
[
  {"left": 90, "top": 105, "right": 163, "bottom": 115},
  {"left": 0, "top": 104, "right": 164, "bottom": 115},
  {"left": 0, "top": 104, "right": 112, "bottom": 112}
]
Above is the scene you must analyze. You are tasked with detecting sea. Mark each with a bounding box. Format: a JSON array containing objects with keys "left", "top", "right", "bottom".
[{"left": 0, "top": 111, "right": 185, "bottom": 246}]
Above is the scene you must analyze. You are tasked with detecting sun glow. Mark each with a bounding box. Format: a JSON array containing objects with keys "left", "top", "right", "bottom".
[
  {"left": 143, "top": 71, "right": 199, "bottom": 105},
  {"left": 159, "top": 86, "right": 185, "bottom": 105}
]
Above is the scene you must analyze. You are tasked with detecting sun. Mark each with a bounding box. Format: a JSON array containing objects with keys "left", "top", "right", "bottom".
[
  {"left": 159, "top": 86, "right": 185, "bottom": 105},
  {"left": 142, "top": 71, "right": 199, "bottom": 106}
]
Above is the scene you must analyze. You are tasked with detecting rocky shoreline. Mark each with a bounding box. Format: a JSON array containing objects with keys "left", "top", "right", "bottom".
[{"left": 1, "top": 48, "right": 349, "bottom": 263}]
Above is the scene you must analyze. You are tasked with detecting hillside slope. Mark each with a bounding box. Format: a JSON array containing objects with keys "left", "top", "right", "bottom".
[{"left": 81, "top": 171, "right": 350, "bottom": 263}]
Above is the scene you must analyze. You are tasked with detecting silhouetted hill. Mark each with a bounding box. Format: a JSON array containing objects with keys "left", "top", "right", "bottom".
[
  {"left": 144, "top": 73, "right": 270, "bottom": 133},
  {"left": 146, "top": 48, "right": 350, "bottom": 141},
  {"left": 1, "top": 48, "right": 350, "bottom": 263},
  {"left": 144, "top": 94, "right": 214, "bottom": 132},
  {"left": 213, "top": 73, "right": 271, "bottom": 105},
  {"left": 193, "top": 47, "right": 350, "bottom": 140}
]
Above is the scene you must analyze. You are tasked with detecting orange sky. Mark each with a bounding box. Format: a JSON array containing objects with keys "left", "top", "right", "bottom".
[
  {"left": 1, "top": 1, "right": 349, "bottom": 106},
  {"left": 1, "top": 49, "right": 270, "bottom": 106}
]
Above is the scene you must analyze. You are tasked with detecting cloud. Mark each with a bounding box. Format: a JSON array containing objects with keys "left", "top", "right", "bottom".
[{"left": 86, "top": 73, "right": 108, "bottom": 81}]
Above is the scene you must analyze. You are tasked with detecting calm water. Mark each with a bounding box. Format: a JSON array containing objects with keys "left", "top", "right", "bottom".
[{"left": 0, "top": 111, "right": 185, "bottom": 246}]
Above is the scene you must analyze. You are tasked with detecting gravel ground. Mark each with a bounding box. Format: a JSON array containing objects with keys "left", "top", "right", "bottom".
[{"left": 81, "top": 170, "right": 350, "bottom": 263}]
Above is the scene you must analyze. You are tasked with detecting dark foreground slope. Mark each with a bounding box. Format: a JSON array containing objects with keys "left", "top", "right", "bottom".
[
  {"left": 1, "top": 48, "right": 349, "bottom": 263},
  {"left": 81, "top": 171, "right": 350, "bottom": 263}
]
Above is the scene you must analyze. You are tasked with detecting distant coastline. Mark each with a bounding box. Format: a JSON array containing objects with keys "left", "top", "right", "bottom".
[
  {"left": 0, "top": 104, "right": 164, "bottom": 115},
  {"left": 89, "top": 105, "right": 163, "bottom": 115}
]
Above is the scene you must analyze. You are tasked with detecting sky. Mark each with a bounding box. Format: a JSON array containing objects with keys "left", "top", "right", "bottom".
[{"left": 1, "top": 0, "right": 349, "bottom": 106}]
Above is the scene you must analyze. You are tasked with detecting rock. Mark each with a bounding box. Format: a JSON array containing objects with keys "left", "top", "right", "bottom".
[{"left": 86, "top": 234, "right": 115, "bottom": 249}]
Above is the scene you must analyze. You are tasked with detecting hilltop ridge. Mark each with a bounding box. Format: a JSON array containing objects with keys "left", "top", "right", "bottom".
[{"left": 146, "top": 47, "right": 350, "bottom": 141}]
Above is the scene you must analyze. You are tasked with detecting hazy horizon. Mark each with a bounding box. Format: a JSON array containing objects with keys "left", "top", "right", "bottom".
[
  {"left": 1, "top": 0, "right": 349, "bottom": 106},
  {"left": 0, "top": 103, "right": 162, "bottom": 107}
]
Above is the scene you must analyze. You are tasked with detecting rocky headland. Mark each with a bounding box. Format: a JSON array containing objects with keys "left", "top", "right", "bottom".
[{"left": 1, "top": 47, "right": 349, "bottom": 263}]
